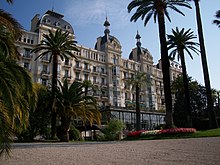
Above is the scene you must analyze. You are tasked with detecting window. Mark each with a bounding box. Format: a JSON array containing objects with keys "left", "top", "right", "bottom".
[
  {"left": 42, "top": 64, "right": 48, "bottom": 73},
  {"left": 65, "top": 70, "right": 69, "bottom": 78},
  {"left": 76, "top": 61, "right": 80, "bottom": 68},
  {"left": 41, "top": 78, "right": 48, "bottom": 86},
  {"left": 84, "top": 74, "right": 89, "bottom": 80},
  {"left": 93, "top": 76, "right": 96, "bottom": 83},
  {"left": 101, "top": 68, "right": 105, "bottom": 74},
  {"left": 24, "top": 62, "right": 30, "bottom": 70},
  {"left": 84, "top": 63, "right": 89, "bottom": 70},
  {"left": 24, "top": 48, "right": 31, "bottom": 57},
  {"left": 101, "top": 78, "right": 105, "bottom": 84},
  {"left": 93, "top": 66, "right": 96, "bottom": 72},
  {"left": 75, "top": 72, "right": 80, "bottom": 80},
  {"left": 65, "top": 59, "right": 69, "bottom": 65}
]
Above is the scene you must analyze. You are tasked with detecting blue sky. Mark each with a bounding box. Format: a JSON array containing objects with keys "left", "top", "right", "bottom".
[{"left": 2, "top": 0, "right": 220, "bottom": 90}]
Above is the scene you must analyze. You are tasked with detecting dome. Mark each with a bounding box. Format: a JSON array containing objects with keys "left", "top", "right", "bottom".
[{"left": 39, "top": 10, "right": 75, "bottom": 34}]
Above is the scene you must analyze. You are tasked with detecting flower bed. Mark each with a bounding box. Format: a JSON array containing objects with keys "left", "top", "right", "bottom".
[
  {"left": 127, "top": 130, "right": 145, "bottom": 137},
  {"left": 127, "top": 128, "right": 196, "bottom": 138}
]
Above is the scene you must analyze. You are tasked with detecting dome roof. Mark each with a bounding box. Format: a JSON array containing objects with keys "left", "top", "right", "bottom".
[{"left": 39, "top": 10, "right": 74, "bottom": 34}]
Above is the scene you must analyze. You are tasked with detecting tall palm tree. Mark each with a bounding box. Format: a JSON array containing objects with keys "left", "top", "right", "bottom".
[
  {"left": 167, "top": 27, "right": 199, "bottom": 127},
  {"left": 55, "top": 79, "right": 101, "bottom": 142},
  {"left": 187, "top": 0, "right": 219, "bottom": 128},
  {"left": 125, "top": 72, "right": 149, "bottom": 130},
  {"left": 31, "top": 29, "right": 79, "bottom": 139},
  {"left": 127, "top": 0, "right": 191, "bottom": 128},
  {"left": 213, "top": 10, "right": 220, "bottom": 28}
]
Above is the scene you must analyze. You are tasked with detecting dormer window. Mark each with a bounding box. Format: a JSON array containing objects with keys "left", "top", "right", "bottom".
[
  {"left": 65, "top": 25, "right": 70, "bottom": 30},
  {"left": 54, "top": 22, "right": 60, "bottom": 26}
]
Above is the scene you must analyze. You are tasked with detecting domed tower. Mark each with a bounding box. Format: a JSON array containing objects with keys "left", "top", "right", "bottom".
[{"left": 104, "top": 16, "right": 110, "bottom": 39}]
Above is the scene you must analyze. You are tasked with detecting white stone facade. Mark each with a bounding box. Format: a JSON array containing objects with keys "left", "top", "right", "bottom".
[{"left": 16, "top": 10, "right": 182, "bottom": 112}]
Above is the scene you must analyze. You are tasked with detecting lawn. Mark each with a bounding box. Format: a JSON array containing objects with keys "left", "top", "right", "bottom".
[{"left": 124, "top": 128, "right": 220, "bottom": 140}]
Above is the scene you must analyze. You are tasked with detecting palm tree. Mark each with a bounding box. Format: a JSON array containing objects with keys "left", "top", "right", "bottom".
[
  {"left": 82, "top": 80, "right": 97, "bottom": 96},
  {"left": 0, "top": 9, "right": 23, "bottom": 40},
  {"left": 0, "top": 11, "right": 35, "bottom": 156},
  {"left": 167, "top": 27, "right": 199, "bottom": 127},
  {"left": 55, "top": 79, "right": 101, "bottom": 142},
  {"left": 127, "top": 0, "right": 191, "bottom": 128},
  {"left": 213, "top": 10, "right": 220, "bottom": 28},
  {"left": 31, "top": 29, "right": 79, "bottom": 138},
  {"left": 125, "top": 72, "right": 149, "bottom": 130},
  {"left": 187, "top": 0, "right": 219, "bottom": 128}
]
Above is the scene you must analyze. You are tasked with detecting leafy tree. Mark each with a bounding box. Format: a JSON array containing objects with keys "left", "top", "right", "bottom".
[
  {"left": 125, "top": 72, "right": 149, "bottom": 130},
  {"left": 213, "top": 10, "right": 220, "bottom": 28},
  {"left": 172, "top": 76, "right": 209, "bottom": 128},
  {"left": 127, "top": 0, "right": 191, "bottom": 128},
  {"left": 102, "top": 119, "right": 125, "bottom": 141},
  {"left": 167, "top": 27, "right": 199, "bottom": 127},
  {"left": 55, "top": 79, "right": 101, "bottom": 142},
  {"left": 186, "top": 0, "right": 219, "bottom": 128},
  {"left": 31, "top": 29, "right": 79, "bottom": 138},
  {"left": 16, "top": 84, "right": 51, "bottom": 141}
]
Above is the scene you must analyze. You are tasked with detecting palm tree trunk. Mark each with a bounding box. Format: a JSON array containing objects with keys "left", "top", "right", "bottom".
[
  {"left": 60, "top": 116, "right": 71, "bottom": 142},
  {"left": 194, "top": 0, "right": 219, "bottom": 128},
  {"left": 136, "top": 84, "right": 141, "bottom": 130},
  {"left": 51, "top": 54, "right": 58, "bottom": 139},
  {"left": 179, "top": 50, "right": 192, "bottom": 127},
  {"left": 157, "top": 12, "right": 174, "bottom": 128}
]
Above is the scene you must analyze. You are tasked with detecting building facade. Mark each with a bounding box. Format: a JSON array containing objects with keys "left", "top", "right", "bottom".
[{"left": 16, "top": 10, "right": 182, "bottom": 129}]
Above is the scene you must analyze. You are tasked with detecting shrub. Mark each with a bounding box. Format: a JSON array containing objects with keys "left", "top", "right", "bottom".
[
  {"left": 102, "top": 119, "right": 125, "bottom": 141},
  {"left": 69, "top": 126, "right": 80, "bottom": 141}
]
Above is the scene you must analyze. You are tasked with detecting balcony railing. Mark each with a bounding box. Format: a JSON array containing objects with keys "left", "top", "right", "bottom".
[
  {"left": 41, "top": 70, "right": 50, "bottom": 76},
  {"left": 23, "top": 54, "right": 32, "bottom": 59}
]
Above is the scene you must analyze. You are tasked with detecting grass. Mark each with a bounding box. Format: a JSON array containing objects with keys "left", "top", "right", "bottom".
[{"left": 124, "top": 128, "right": 220, "bottom": 141}]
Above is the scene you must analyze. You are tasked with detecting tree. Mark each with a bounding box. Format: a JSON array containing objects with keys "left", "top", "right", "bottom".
[
  {"left": 0, "top": 7, "right": 35, "bottom": 157},
  {"left": 82, "top": 80, "right": 97, "bottom": 96},
  {"left": 127, "top": 0, "right": 191, "bottom": 128},
  {"left": 55, "top": 79, "right": 101, "bottom": 142},
  {"left": 31, "top": 29, "right": 79, "bottom": 139},
  {"left": 213, "top": 10, "right": 220, "bottom": 28},
  {"left": 186, "top": 0, "right": 219, "bottom": 128},
  {"left": 167, "top": 27, "right": 199, "bottom": 127},
  {"left": 172, "top": 76, "right": 214, "bottom": 129},
  {"left": 15, "top": 84, "right": 51, "bottom": 141},
  {"left": 125, "top": 72, "right": 149, "bottom": 130}
]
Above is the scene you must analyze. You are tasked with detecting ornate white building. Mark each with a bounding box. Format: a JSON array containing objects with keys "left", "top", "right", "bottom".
[{"left": 16, "top": 10, "right": 182, "bottom": 129}]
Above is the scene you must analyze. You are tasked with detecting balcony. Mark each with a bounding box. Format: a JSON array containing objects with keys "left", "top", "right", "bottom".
[
  {"left": 74, "top": 66, "right": 82, "bottom": 71},
  {"left": 100, "top": 71, "right": 107, "bottom": 76},
  {"left": 64, "top": 75, "right": 72, "bottom": 82},
  {"left": 84, "top": 68, "right": 91, "bottom": 73},
  {"left": 41, "top": 70, "right": 50, "bottom": 77},
  {"left": 94, "top": 81, "right": 100, "bottom": 86},
  {"left": 101, "top": 94, "right": 108, "bottom": 99},
  {"left": 22, "top": 54, "right": 32, "bottom": 60},
  {"left": 63, "top": 61, "right": 72, "bottom": 68},
  {"left": 41, "top": 56, "right": 50, "bottom": 63},
  {"left": 101, "top": 83, "right": 107, "bottom": 87},
  {"left": 92, "top": 70, "right": 99, "bottom": 75},
  {"left": 75, "top": 77, "right": 82, "bottom": 82}
]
